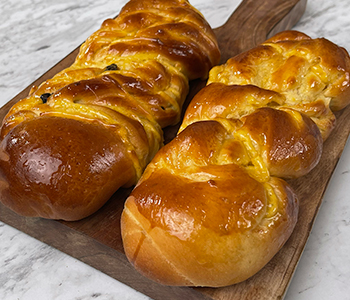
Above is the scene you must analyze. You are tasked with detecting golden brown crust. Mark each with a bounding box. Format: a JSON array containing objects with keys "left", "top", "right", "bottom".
[
  {"left": 239, "top": 107, "right": 323, "bottom": 178},
  {"left": 121, "top": 31, "right": 350, "bottom": 286},
  {"left": 0, "top": 0, "right": 220, "bottom": 220},
  {"left": 122, "top": 121, "right": 299, "bottom": 286},
  {"left": 208, "top": 30, "right": 350, "bottom": 139},
  {"left": 76, "top": 0, "right": 220, "bottom": 81},
  {"left": 0, "top": 116, "right": 136, "bottom": 220}
]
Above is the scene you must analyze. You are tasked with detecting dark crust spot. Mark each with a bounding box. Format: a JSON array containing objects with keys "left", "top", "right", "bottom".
[
  {"left": 40, "top": 93, "right": 52, "bottom": 103},
  {"left": 105, "top": 63, "right": 119, "bottom": 71}
]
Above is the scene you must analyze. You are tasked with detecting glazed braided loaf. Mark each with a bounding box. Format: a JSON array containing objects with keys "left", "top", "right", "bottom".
[
  {"left": 121, "top": 31, "right": 350, "bottom": 287},
  {"left": 0, "top": 0, "right": 220, "bottom": 221}
]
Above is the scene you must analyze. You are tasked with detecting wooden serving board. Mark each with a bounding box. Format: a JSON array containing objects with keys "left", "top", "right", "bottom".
[{"left": 3, "top": 0, "right": 348, "bottom": 299}]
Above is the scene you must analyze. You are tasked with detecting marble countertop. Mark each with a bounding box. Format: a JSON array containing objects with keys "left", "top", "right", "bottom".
[{"left": 1, "top": 0, "right": 350, "bottom": 299}]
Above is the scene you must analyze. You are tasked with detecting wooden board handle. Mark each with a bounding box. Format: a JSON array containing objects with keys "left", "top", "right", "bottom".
[{"left": 214, "top": 0, "right": 307, "bottom": 62}]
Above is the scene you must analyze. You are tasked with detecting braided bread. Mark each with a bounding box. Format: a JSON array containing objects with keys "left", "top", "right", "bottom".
[
  {"left": 121, "top": 31, "right": 350, "bottom": 287},
  {"left": 0, "top": 0, "right": 220, "bottom": 221}
]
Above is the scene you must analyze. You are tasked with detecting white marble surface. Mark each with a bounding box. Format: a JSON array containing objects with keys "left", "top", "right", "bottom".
[{"left": 0, "top": 0, "right": 350, "bottom": 299}]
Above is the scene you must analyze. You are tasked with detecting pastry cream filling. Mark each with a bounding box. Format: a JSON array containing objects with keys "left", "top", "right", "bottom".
[
  {"left": 263, "top": 182, "right": 279, "bottom": 219},
  {"left": 234, "top": 129, "right": 270, "bottom": 183}
]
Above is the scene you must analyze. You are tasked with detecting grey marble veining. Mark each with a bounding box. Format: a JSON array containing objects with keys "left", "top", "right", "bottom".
[
  {"left": 1, "top": 0, "right": 350, "bottom": 299},
  {"left": 0, "top": 223, "right": 151, "bottom": 300},
  {"left": 293, "top": 0, "right": 350, "bottom": 49}
]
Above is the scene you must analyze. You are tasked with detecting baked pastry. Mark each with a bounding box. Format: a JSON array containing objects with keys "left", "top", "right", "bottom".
[
  {"left": 0, "top": 0, "right": 220, "bottom": 221},
  {"left": 121, "top": 31, "right": 350, "bottom": 287}
]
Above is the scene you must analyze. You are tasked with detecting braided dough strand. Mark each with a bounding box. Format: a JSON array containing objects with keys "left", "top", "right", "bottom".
[
  {"left": 121, "top": 31, "right": 350, "bottom": 287},
  {"left": 0, "top": 0, "right": 220, "bottom": 221}
]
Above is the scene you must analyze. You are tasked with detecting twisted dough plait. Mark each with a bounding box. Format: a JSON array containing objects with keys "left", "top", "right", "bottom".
[
  {"left": 0, "top": 0, "right": 220, "bottom": 221},
  {"left": 121, "top": 31, "right": 350, "bottom": 287}
]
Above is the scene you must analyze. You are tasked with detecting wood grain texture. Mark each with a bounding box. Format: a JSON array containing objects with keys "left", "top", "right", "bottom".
[
  {"left": 4, "top": 0, "right": 347, "bottom": 299},
  {"left": 214, "top": 0, "right": 307, "bottom": 62}
]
